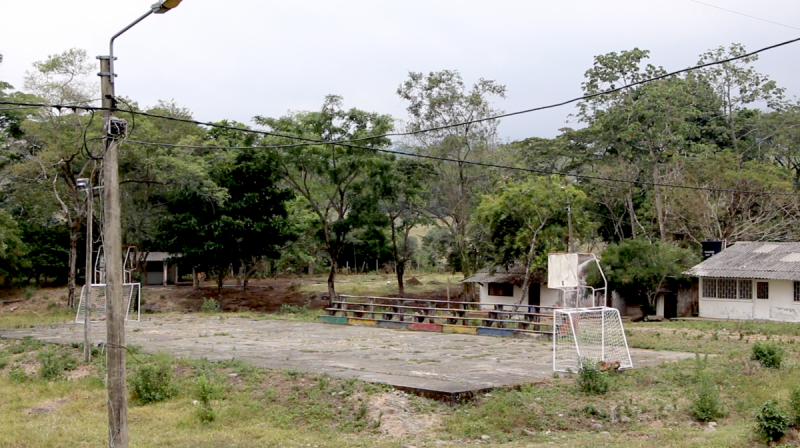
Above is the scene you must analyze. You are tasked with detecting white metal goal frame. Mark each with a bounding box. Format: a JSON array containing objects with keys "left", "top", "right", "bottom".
[
  {"left": 75, "top": 283, "right": 141, "bottom": 323},
  {"left": 552, "top": 306, "right": 633, "bottom": 372}
]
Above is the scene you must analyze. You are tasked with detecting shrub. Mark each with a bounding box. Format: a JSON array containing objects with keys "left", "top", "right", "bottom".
[
  {"left": 8, "top": 365, "right": 27, "bottom": 383},
  {"left": 755, "top": 400, "right": 791, "bottom": 442},
  {"left": 752, "top": 341, "right": 784, "bottom": 368},
  {"left": 690, "top": 370, "right": 721, "bottom": 421},
  {"left": 130, "top": 361, "right": 177, "bottom": 404},
  {"left": 576, "top": 360, "right": 608, "bottom": 395},
  {"left": 193, "top": 375, "right": 223, "bottom": 424},
  {"left": 789, "top": 385, "right": 800, "bottom": 425},
  {"left": 200, "top": 298, "right": 219, "bottom": 313},
  {"left": 38, "top": 349, "right": 78, "bottom": 380},
  {"left": 10, "top": 336, "right": 44, "bottom": 354}
]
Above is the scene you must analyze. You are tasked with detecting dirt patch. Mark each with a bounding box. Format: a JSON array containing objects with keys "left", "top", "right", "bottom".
[
  {"left": 366, "top": 390, "right": 440, "bottom": 438},
  {"left": 27, "top": 398, "right": 68, "bottom": 415},
  {"left": 406, "top": 277, "right": 423, "bottom": 286},
  {"left": 67, "top": 364, "right": 95, "bottom": 381}
]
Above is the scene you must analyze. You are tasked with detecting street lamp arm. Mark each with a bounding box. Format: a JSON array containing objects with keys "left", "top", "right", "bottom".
[{"left": 108, "top": 9, "right": 154, "bottom": 84}]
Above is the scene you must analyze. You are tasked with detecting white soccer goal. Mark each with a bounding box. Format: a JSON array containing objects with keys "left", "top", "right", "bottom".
[
  {"left": 75, "top": 283, "right": 141, "bottom": 323},
  {"left": 553, "top": 306, "right": 633, "bottom": 372}
]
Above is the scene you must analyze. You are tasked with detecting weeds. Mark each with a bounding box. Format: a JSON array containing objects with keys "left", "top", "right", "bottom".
[
  {"left": 755, "top": 400, "right": 791, "bottom": 442},
  {"left": 129, "top": 360, "right": 177, "bottom": 404},
  {"left": 200, "top": 298, "right": 219, "bottom": 313},
  {"left": 8, "top": 365, "right": 27, "bottom": 383},
  {"left": 576, "top": 359, "right": 609, "bottom": 395},
  {"left": 38, "top": 349, "right": 77, "bottom": 380},
  {"left": 690, "top": 370, "right": 721, "bottom": 421},
  {"left": 193, "top": 374, "right": 223, "bottom": 424},
  {"left": 752, "top": 341, "right": 784, "bottom": 368}
]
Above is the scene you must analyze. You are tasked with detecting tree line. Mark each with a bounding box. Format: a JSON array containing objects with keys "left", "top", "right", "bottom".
[{"left": 0, "top": 43, "right": 798, "bottom": 308}]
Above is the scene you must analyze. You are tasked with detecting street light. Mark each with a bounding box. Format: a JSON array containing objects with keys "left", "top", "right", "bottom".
[{"left": 98, "top": 2, "right": 182, "bottom": 447}]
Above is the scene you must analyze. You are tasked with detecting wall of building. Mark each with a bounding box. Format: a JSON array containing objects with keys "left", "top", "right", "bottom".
[
  {"left": 699, "top": 278, "right": 800, "bottom": 322},
  {"left": 478, "top": 283, "right": 560, "bottom": 308}
]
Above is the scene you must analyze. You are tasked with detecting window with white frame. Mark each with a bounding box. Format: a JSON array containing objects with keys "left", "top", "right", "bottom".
[{"left": 702, "top": 278, "right": 752, "bottom": 300}]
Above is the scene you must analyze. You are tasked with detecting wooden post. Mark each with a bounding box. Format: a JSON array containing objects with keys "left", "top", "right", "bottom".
[
  {"left": 162, "top": 261, "right": 167, "bottom": 286},
  {"left": 447, "top": 277, "right": 450, "bottom": 303},
  {"left": 99, "top": 55, "right": 128, "bottom": 448},
  {"left": 192, "top": 267, "right": 198, "bottom": 290}
]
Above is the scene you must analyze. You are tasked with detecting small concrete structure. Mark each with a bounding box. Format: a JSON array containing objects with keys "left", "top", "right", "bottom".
[
  {"left": 685, "top": 242, "right": 800, "bottom": 322},
  {"left": 142, "top": 252, "right": 179, "bottom": 286},
  {"left": 463, "top": 266, "right": 560, "bottom": 308}
]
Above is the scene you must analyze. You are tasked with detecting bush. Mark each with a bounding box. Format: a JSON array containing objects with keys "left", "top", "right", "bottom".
[
  {"left": 690, "top": 370, "right": 721, "bottom": 421},
  {"left": 200, "top": 298, "right": 219, "bottom": 313},
  {"left": 8, "top": 365, "right": 27, "bottom": 383},
  {"left": 576, "top": 360, "right": 608, "bottom": 395},
  {"left": 130, "top": 361, "right": 177, "bottom": 404},
  {"left": 193, "top": 375, "right": 223, "bottom": 424},
  {"left": 789, "top": 385, "right": 800, "bottom": 425},
  {"left": 755, "top": 400, "right": 791, "bottom": 442},
  {"left": 38, "top": 349, "right": 78, "bottom": 381},
  {"left": 752, "top": 341, "right": 784, "bottom": 368}
]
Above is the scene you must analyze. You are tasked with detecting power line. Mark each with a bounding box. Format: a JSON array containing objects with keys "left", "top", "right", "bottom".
[
  {"left": 2, "top": 35, "right": 799, "bottom": 149},
  {"left": 689, "top": 0, "right": 800, "bottom": 31},
  {"left": 121, "top": 138, "right": 800, "bottom": 197}
]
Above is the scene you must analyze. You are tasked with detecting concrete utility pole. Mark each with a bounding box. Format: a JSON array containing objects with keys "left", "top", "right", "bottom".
[
  {"left": 98, "top": 54, "right": 127, "bottom": 448},
  {"left": 98, "top": 4, "right": 182, "bottom": 445}
]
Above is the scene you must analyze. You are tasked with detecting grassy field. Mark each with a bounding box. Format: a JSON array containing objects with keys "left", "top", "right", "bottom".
[
  {"left": 298, "top": 272, "right": 464, "bottom": 298},
  {"left": 5, "top": 303, "right": 800, "bottom": 446}
]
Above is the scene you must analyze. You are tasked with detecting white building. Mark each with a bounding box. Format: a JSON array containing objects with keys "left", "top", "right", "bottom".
[
  {"left": 463, "top": 266, "right": 561, "bottom": 308},
  {"left": 685, "top": 242, "right": 800, "bottom": 322}
]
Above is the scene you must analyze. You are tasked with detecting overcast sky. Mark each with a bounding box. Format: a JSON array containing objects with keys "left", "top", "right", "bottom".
[{"left": 2, "top": 0, "right": 799, "bottom": 141}]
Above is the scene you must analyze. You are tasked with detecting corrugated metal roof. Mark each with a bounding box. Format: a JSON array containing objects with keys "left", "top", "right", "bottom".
[
  {"left": 145, "top": 252, "right": 180, "bottom": 262},
  {"left": 684, "top": 242, "right": 800, "bottom": 281},
  {"left": 462, "top": 266, "right": 546, "bottom": 285}
]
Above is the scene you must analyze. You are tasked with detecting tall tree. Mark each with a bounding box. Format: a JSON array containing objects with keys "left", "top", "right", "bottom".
[
  {"left": 398, "top": 70, "right": 505, "bottom": 278},
  {"left": 6, "top": 49, "right": 97, "bottom": 305},
  {"left": 158, "top": 147, "right": 294, "bottom": 296},
  {"left": 253, "top": 95, "right": 393, "bottom": 300},
  {"left": 477, "top": 176, "right": 591, "bottom": 303},
  {"left": 376, "top": 158, "right": 432, "bottom": 297}
]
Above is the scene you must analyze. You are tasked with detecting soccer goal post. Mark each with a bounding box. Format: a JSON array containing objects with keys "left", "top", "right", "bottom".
[
  {"left": 553, "top": 306, "right": 632, "bottom": 372},
  {"left": 75, "top": 283, "right": 141, "bottom": 323}
]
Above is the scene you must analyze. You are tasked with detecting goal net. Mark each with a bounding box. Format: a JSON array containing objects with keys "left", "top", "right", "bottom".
[
  {"left": 75, "top": 283, "right": 141, "bottom": 323},
  {"left": 553, "top": 306, "right": 632, "bottom": 372}
]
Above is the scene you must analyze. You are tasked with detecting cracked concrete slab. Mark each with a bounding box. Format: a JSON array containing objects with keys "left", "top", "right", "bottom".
[{"left": 0, "top": 315, "right": 695, "bottom": 396}]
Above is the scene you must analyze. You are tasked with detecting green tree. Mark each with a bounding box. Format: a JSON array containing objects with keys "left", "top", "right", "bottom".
[
  {"left": 398, "top": 70, "right": 505, "bottom": 278},
  {"left": 376, "top": 158, "right": 432, "bottom": 296},
  {"left": 594, "top": 238, "right": 699, "bottom": 311},
  {"left": 254, "top": 95, "right": 393, "bottom": 300},
  {"left": 158, "top": 147, "right": 294, "bottom": 296},
  {"left": 0, "top": 209, "right": 29, "bottom": 285},
  {"left": 5, "top": 49, "right": 97, "bottom": 305},
  {"left": 477, "top": 177, "right": 591, "bottom": 303}
]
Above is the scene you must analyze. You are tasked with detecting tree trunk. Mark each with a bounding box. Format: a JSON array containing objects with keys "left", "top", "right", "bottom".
[
  {"left": 518, "top": 238, "right": 538, "bottom": 305},
  {"left": 396, "top": 261, "right": 405, "bottom": 298},
  {"left": 650, "top": 148, "right": 667, "bottom": 242},
  {"left": 67, "top": 225, "right": 79, "bottom": 308},
  {"left": 327, "top": 259, "right": 337, "bottom": 302},
  {"left": 217, "top": 271, "right": 225, "bottom": 300}
]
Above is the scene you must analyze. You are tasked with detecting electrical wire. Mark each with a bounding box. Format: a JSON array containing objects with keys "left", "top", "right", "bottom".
[
  {"left": 689, "top": 0, "right": 800, "bottom": 31},
  {"left": 121, "top": 138, "right": 800, "bottom": 197},
  {"left": 2, "top": 36, "right": 799, "bottom": 150}
]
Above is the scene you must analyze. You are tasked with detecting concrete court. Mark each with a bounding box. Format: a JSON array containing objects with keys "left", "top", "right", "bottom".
[{"left": 0, "top": 315, "right": 694, "bottom": 397}]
